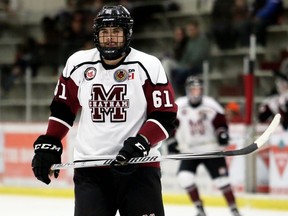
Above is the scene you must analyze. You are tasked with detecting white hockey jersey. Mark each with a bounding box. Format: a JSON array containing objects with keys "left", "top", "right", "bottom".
[
  {"left": 50, "top": 47, "right": 177, "bottom": 161},
  {"left": 258, "top": 93, "right": 288, "bottom": 129},
  {"left": 175, "top": 95, "right": 227, "bottom": 153},
  {"left": 258, "top": 94, "right": 280, "bottom": 120}
]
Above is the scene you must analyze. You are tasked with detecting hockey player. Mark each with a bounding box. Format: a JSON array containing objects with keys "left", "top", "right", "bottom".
[
  {"left": 258, "top": 71, "right": 288, "bottom": 129},
  {"left": 166, "top": 76, "right": 241, "bottom": 216},
  {"left": 31, "top": 5, "right": 177, "bottom": 216}
]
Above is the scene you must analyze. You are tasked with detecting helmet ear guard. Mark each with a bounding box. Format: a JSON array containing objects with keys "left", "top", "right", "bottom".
[{"left": 93, "top": 5, "right": 133, "bottom": 60}]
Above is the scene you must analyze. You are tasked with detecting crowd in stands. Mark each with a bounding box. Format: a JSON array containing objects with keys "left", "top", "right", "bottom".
[
  {"left": 1, "top": 0, "right": 102, "bottom": 98},
  {"left": 0, "top": 0, "right": 287, "bottom": 122},
  {"left": 0, "top": 0, "right": 180, "bottom": 98},
  {"left": 211, "top": 0, "right": 285, "bottom": 49},
  {"left": 162, "top": 0, "right": 286, "bottom": 96},
  {"left": 162, "top": 18, "right": 211, "bottom": 96}
]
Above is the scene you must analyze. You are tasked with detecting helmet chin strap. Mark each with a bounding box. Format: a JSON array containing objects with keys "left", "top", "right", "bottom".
[
  {"left": 99, "top": 41, "right": 128, "bottom": 60},
  {"left": 101, "top": 52, "right": 126, "bottom": 65},
  {"left": 102, "top": 50, "right": 125, "bottom": 60}
]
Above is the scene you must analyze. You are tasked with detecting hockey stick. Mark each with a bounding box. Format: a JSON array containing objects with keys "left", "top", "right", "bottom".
[{"left": 51, "top": 113, "right": 281, "bottom": 171}]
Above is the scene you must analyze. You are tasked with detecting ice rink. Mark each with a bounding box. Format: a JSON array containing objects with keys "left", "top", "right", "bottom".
[{"left": 1, "top": 194, "right": 288, "bottom": 216}]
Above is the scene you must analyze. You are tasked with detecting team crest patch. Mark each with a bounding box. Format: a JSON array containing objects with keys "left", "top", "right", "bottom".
[
  {"left": 114, "top": 69, "right": 128, "bottom": 82},
  {"left": 84, "top": 67, "right": 97, "bottom": 80},
  {"left": 199, "top": 110, "right": 207, "bottom": 120}
]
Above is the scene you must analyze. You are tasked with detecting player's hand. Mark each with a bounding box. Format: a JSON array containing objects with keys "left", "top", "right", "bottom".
[
  {"left": 115, "top": 134, "right": 150, "bottom": 165},
  {"left": 217, "top": 131, "right": 229, "bottom": 146},
  {"left": 166, "top": 137, "right": 179, "bottom": 154},
  {"left": 285, "top": 101, "right": 288, "bottom": 112},
  {"left": 111, "top": 135, "right": 150, "bottom": 175},
  {"left": 31, "top": 135, "right": 62, "bottom": 185},
  {"left": 281, "top": 103, "right": 288, "bottom": 130}
]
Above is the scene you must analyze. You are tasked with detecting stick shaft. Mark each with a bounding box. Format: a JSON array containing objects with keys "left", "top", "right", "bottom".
[{"left": 51, "top": 114, "right": 281, "bottom": 170}]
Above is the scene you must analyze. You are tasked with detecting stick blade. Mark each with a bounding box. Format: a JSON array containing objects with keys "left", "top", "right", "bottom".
[{"left": 254, "top": 113, "right": 281, "bottom": 149}]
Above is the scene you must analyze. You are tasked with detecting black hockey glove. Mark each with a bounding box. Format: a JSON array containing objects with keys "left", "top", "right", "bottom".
[
  {"left": 115, "top": 134, "right": 150, "bottom": 164},
  {"left": 31, "top": 135, "right": 62, "bottom": 185},
  {"left": 166, "top": 137, "right": 180, "bottom": 154},
  {"left": 111, "top": 135, "right": 150, "bottom": 175},
  {"left": 217, "top": 131, "right": 229, "bottom": 146},
  {"left": 283, "top": 102, "right": 288, "bottom": 130}
]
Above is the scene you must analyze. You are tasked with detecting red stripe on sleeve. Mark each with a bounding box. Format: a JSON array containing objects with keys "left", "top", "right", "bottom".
[
  {"left": 138, "top": 120, "right": 167, "bottom": 146},
  {"left": 46, "top": 119, "right": 69, "bottom": 140}
]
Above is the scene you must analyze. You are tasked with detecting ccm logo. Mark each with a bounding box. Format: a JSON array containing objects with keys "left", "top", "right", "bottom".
[
  {"left": 135, "top": 143, "right": 148, "bottom": 156},
  {"left": 35, "top": 143, "right": 61, "bottom": 152}
]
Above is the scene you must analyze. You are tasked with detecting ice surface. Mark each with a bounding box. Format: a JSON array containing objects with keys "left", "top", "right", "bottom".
[{"left": 0, "top": 194, "right": 287, "bottom": 216}]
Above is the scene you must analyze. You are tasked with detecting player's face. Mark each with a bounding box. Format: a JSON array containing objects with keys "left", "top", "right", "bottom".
[
  {"left": 187, "top": 86, "right": 202, "bottom": 104},
  {"left": 186, "top": 23, "right": 198, "bottom": 38},
  {"left": 99, "top": 27, "right": 125, "bottom": 48}
]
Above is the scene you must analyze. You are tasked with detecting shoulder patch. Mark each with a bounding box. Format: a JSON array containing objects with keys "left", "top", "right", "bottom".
[{"left": 84, "top": 67, "right": 97, "bottom": 80}]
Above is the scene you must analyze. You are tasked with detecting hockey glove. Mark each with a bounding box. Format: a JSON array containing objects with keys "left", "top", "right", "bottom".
[
  {"left": 115, "top": 134, "right": 150, "bottom": 165},
  {"left": 111, "top": 135, "right": 150, "bottom": 175},
  {"left": 282, "top": 102, "right": 288, "bottom": 130},
  {"left": 31, "top": 135, "right": 62, "bottom": 185},
  {"left": 217, "top": 131, "right": 229, "bottom": 146},
  {"left": 166, "top": 137, "right": 180, "bottom": 154}
]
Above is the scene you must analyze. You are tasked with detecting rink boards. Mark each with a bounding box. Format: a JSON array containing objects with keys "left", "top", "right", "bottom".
[{"left": 0, "top": 122, "right": 288, "bottom": 211}]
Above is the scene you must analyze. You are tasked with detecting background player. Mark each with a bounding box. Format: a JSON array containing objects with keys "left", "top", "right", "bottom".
[
  {"left": 258, "top": 71, "right": 288, "bottom": 129},
  {"left": 31, "top": 5, "right": 177, "bottom": 216},
  {"left": 166, "top": 76, "right": 241, "bottom": 216}
]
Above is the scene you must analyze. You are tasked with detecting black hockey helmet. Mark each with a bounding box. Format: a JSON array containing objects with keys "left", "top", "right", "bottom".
[
  {"left": 93, "top": 5, "right": 133, "bottom": 60},
  {"left": 185, "top": 76, "right": 203, "bottom": 105}
]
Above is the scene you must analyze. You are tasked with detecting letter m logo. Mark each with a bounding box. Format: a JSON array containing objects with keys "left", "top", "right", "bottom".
[{"left": 89, "top": 84, "right": 129, "bottom": 122}]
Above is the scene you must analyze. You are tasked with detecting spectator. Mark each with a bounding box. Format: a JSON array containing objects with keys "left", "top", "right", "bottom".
[
  {"left": 0, "top": 64, "right": 13, "bottom": 98},
  {"left": 173, "top": 27, "right": 189, "bottom": 62},
  {"left": 232, "top": 0, "right": 251, "bottom": 47},
  {"left": 59, "top": 11, "right": 90, "bottom": 65},
  {"left": 161, "top": 26, "right": 188, "bottom": 81},
  {"left": 0, "top": 0, "right": 19, "bottom": 18},
  {"left": 210, "top": 0, "right": 238, "bottom": 50},
  {"left": 249, "top": 0, "right": 284, "bottom": 46},
  {"left": 38, "top": 16, "right": 61, "bottom": 72},
  {"left": 0, "top": 37, "right": 40, "bottom": 98},
  {"left": 54, "top": 0, "right": 78, "bottom": 34},
  {"left": 121, "top": 0, "right": 165, "bottom": 33},
  {"left": 55, "top": 0, "right": 101, "bottom": 68},
  {"left": 0, "top": 0, "right": 20, "bottom": 36},
  {"left": 81, "top": 0, "right": 103, "bottom": 13},
  {"left": 210, "top": 0, "right": 284, "bottom": 49},
  {"left": 171, "top": 19, "right": 210, "bottom": 96}
]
